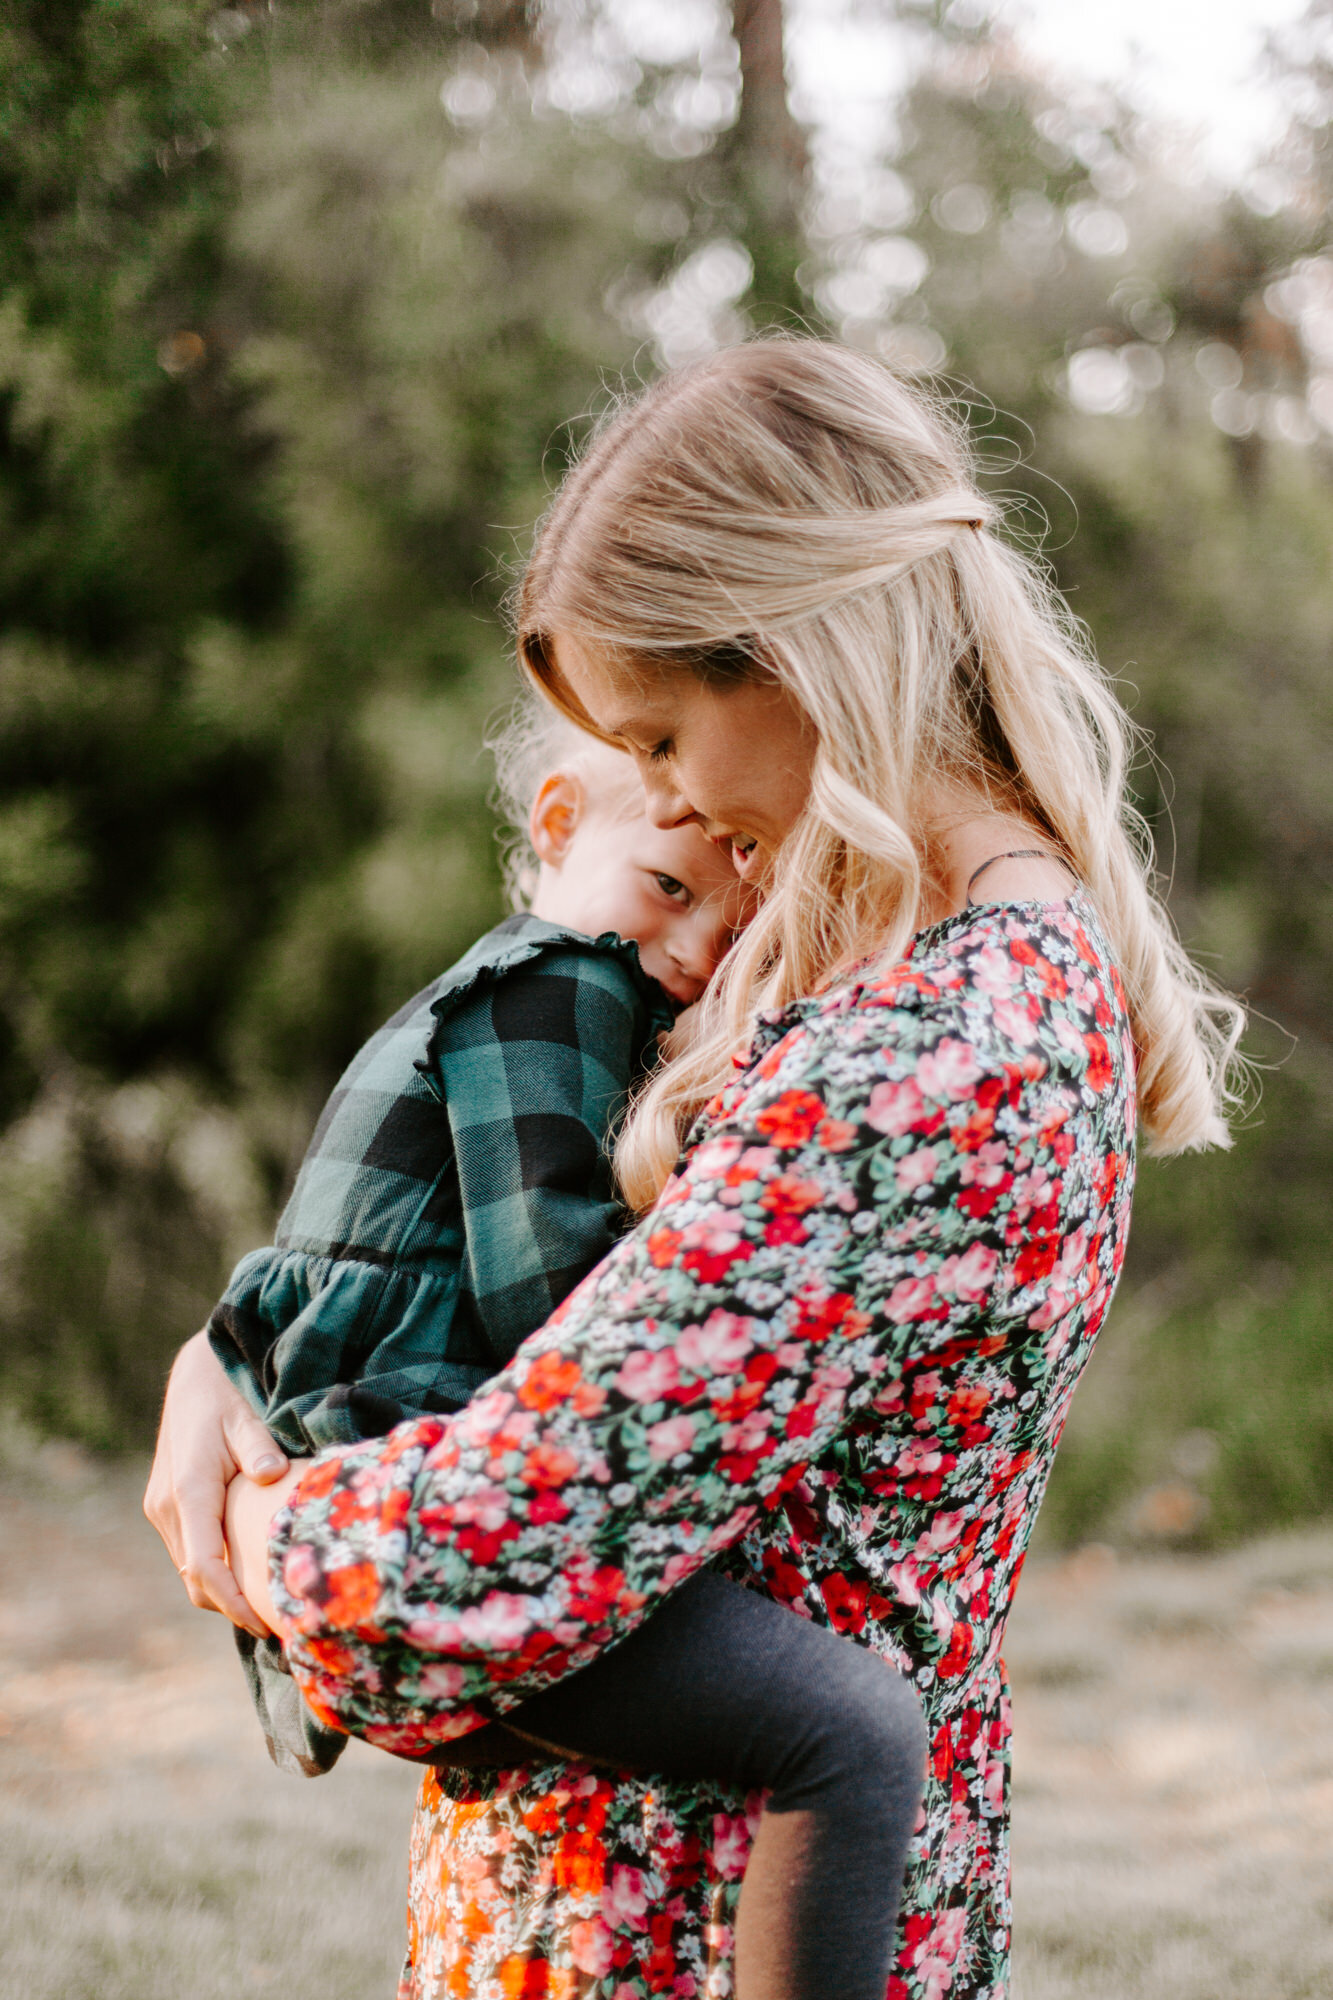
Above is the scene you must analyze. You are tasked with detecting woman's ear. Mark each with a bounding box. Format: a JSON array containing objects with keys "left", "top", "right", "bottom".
[{"left": 529, "top": 771, "right": 586, "bottom": 867}]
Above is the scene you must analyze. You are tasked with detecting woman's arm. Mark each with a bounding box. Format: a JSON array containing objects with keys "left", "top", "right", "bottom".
[
  {"left": 266, "top": 995, "right": 1041, "bottom": 1758},
  {"left": 143, "top": 1329, "right": 292, "bottom": 1637}
]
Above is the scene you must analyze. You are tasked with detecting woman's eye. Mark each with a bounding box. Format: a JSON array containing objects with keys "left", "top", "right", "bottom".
[
  {"left": 648, "top": 739, "right": 674, "bottom": 765},
  {"left": 654, "top": 873, "right": 689, "bottom": 902}
]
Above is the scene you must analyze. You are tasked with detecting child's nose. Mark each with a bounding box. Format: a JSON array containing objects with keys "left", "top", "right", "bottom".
[{"left": 671, "top": 912, "right": 730, "bottom": 988}]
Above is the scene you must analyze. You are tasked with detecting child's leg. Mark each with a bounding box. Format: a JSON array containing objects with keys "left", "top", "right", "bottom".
[{"left": 504, "top": 1568, "right": 927, "bottom": 2000}]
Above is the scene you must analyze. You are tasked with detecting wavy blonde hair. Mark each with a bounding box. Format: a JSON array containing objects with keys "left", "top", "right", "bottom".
[{"left": 515, "top": 337, "right": 1245, "bottom": 1210}]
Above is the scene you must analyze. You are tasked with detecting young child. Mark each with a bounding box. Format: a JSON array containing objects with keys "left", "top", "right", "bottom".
[{"left": 210, "top": 716, "right": 925, "bottom": 1999}]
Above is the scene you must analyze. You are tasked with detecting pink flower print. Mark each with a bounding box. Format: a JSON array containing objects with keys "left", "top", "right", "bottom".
[
  {"left": 690, "top": 1137, "right": 745, "bottom": 1181},
  {"left": 896, "top": 1436, "right": 944, "bottom": 1478},
  {"left": 456, "top": 1388, "right": 515, "bottom": 1443},
  {"left": 992, "top": 994, "right": 1040, "bottom": 1046},
  {"left": 896, "top": 1145, "right": 940, "bottom": 1194},
  {"left": 451, "top": 1485, "right": 513, "bottom": 1531},
  {"left": 937, "top": 1242, "right": 999, "bottom": 1303},
  {"left": 886, "top": 1272, "right": 940, "bottom": 1322},
  {"left": 616, "top": 1347, "right": 681, "bottom": 1403},
  {"left": 1052, "top": 1011, "right": 1088, "bottom": 1060},
  {"left": 711, "top": 1811, "right": 754, "bottom": 1881},
  {"left": 971, "top": 944, "right": 1023, "bottom": 996},
  {"left": 414, "top": 1660, "right": 467, "bottom": 1701},
  {"left": 866, "top": 1077, "right": 929, "bottom": 1137},
  {"left": 1055, "top": 1225, "right": 1090, "bottom": 1286},
  {"left": 911, "top": 1907, "right": 969, "bottom": 2000},
  {"left": 570, "top": 1917, "right": 616, "bottom": 1976},
  {"left": 916, "top": 1036, "right": 984, "bottom": 1101},
  {"left": 914, "top": 1509, "right": 966, "bottom": 1558},
  {"left": 677, "top": 1310, "right": 755, "bottom": 1375},
  {"left": 646, "top": 1415, "right": 697, "bottom": 1461},
  {"left": 602, "top": 1864, "right": 651, "bottom": 1929},
  {"left": 281, "top": 1542, "right": 321, "bottom": 1601},
  {"left": 886, "top": 1558, "right": 925, "bottom": 1606},
  {"left": 959, "top": 1140, "right": 1009, "bottom": 1189},
  {"left": 453, "top": 1591, "right": 537, "bottom": 1653}
]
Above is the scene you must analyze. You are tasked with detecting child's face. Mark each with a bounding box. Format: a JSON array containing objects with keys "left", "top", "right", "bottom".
[{"left": 530, "top": 763, "right": 756, "bottom": 1007}]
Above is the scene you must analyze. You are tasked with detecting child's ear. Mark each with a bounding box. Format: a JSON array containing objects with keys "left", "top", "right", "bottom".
[{"left": 529, "top": 771, "right": 585, "bottom": 866}]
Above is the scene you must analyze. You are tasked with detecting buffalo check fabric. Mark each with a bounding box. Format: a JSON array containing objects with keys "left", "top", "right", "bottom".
[
  {"left": 208, "top": 913, "right": 674, "bottom": 1460},
  {"left": 209, "top": 913, "right": 672, "bottom": 1778}
]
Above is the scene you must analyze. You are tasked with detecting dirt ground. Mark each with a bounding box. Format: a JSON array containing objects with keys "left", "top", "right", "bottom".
[{"left": 2, "top": 1437, "right": 1332, "bottom": 2000}]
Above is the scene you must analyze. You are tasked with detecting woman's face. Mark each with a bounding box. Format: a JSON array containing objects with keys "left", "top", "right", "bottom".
[{"left": 550, "top": 633, "right": 818, "bottom": 886}]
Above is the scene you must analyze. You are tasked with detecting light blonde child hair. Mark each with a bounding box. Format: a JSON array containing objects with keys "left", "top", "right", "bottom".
[
  {"left": 514, "top": 337, "right": 1245, "bottom": 1211},
  {"left": 489, "top": 694, "right": 641, "bottom": 910}
]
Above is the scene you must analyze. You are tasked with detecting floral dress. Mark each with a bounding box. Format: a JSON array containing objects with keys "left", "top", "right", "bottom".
[{"left": 269, "top": 892, "right": 1136, "bottom": 2000}]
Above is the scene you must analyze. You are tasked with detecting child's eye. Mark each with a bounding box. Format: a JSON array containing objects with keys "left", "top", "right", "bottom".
[{"left": 654, "top": 873, "right": 689, "bottom": 902}]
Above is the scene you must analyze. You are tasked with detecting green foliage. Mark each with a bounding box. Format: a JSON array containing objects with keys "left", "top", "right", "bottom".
[{"left": 0, "top": 0, "right": 1329, "bottom": 1523}]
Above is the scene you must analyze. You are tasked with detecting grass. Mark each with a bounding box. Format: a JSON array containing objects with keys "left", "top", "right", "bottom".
[{"left": 6, "top": 1438, "right": 1333, "bottom": 1999}]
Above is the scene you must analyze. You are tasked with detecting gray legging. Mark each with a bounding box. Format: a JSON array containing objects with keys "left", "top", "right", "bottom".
[{"left": 445, "top": 1568, "right": 928, "bottom": 2000}]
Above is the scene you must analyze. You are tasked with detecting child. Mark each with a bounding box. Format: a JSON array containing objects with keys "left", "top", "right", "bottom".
[{"left": 210, "top": 716, "right": 925, "bottom": 1999}]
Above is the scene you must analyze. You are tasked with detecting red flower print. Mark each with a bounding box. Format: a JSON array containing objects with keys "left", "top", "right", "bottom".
[
  {"left": 293, "top": 1455, "right": 342, "bottom": 1503},
  {"left": 759, "top": 1173, "right": 825, "bottom": 1216},
  {"left": 681, "top": 1229, "right": 755, "bottom": 1285},
  {"left": 753, "top": 1088, "right": 827, "bottom": 1144},
  {"left": 915, "top": 1037, "right": 984, "bottom": 1102},
  {"left": 321, "top": 1560, "right": 381, "bottom": 1631},
  {"left": 763, "top": 1552, "right": 812, "bottom": 1605},
  {"left": 936, "top": 1620, "right": 975, "bottom": 1680},
  {"left": 952, "top": 1105, "right": 997, "bottom": 1152},
  {"left": 946, "top": 1383, "right": 991, "bottom": 1428},
  {"left": 456, "top": 1520, "right": 521, "bottom": 1564},
  {"left": 521, "top": 1442, "right": 579, "bottom": 1489},
  {"left": 1013, "top": 1234, "right": 1059, "bottom": 1287},
  {"left": 1084, "top": 1030, "right": 1113, "bottom": 1092},
  {"left": 518, "top": 1351, "right": 583, "bottom": 1412},
  {"left": 794, "top": 1289, "right": 866, "bottom": 1344},
  {"left": 645, "top": 1226, "right": 684, "bottom": 1268},
  {"left": 821, "top": 1571, "right": 868, "bottom": 1633}
]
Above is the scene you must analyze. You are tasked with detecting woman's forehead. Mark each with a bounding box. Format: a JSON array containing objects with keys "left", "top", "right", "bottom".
[{"left": 550, "top": 633, "right": 680, "bottom": 737}]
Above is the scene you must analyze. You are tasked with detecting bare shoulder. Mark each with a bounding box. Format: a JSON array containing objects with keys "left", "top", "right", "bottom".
[{"left": 930, "top": 811, "right": 1076, "bottom": 917}]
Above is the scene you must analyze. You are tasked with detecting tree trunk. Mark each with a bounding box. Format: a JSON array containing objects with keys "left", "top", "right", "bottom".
[
  {"left": 726, "top": 0, "right": 810, "bottom": 324},
  {"left": 732, "top": 0, "right": 809, "bottom": 214}
]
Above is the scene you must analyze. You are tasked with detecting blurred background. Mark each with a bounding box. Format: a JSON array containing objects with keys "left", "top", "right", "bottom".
[{"left": 1, "top": 0, "right": 1330, "bottom": 1548}]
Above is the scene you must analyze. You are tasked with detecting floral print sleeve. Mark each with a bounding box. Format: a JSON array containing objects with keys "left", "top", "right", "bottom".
[{"left": 268, "top": 894, "right": 1136, "bottom": 2000}]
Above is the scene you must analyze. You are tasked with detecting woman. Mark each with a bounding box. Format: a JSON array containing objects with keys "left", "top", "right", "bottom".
[{"left": 149, "top": 338, "right": 1242, "bottom": 2000}]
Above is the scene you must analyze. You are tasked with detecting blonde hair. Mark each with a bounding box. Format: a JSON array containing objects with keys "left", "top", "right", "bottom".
[
  {"left": 515, "top": 337, "right": 1246, "bottom": 1210},
  {"left": 488, "top": 693, "right": 640, "bottom": 909}
]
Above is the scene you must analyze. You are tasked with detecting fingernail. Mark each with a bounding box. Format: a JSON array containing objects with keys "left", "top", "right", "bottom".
[{"left": 255, "top": 1455, "right": 284, "bottom": 1475}]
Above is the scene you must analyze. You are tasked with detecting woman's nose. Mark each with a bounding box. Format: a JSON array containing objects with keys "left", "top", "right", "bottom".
[{"left": 640, "top": 766, "right": 697, "bottom": 831}]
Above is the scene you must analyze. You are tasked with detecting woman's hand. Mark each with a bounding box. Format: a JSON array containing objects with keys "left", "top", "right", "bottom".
[
  {"left": 224, "top": 1462, "right": 307, "bottom": 1635},
  {"left": 142, "top": 1329, "right": 291, "bottom": 1637}
]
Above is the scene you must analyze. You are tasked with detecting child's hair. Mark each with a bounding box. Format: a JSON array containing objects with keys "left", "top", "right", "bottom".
[
  {"left": 513, "top": 336, "right": 1247, "bottom": 1211},
  {"left": 488, "top": 692, "right": 640, "bottom": 910}
]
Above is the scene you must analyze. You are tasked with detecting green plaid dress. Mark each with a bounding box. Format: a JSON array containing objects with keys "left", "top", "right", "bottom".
[{"left": 208, "top": 913, "right": 674, "bottom": 1771}]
